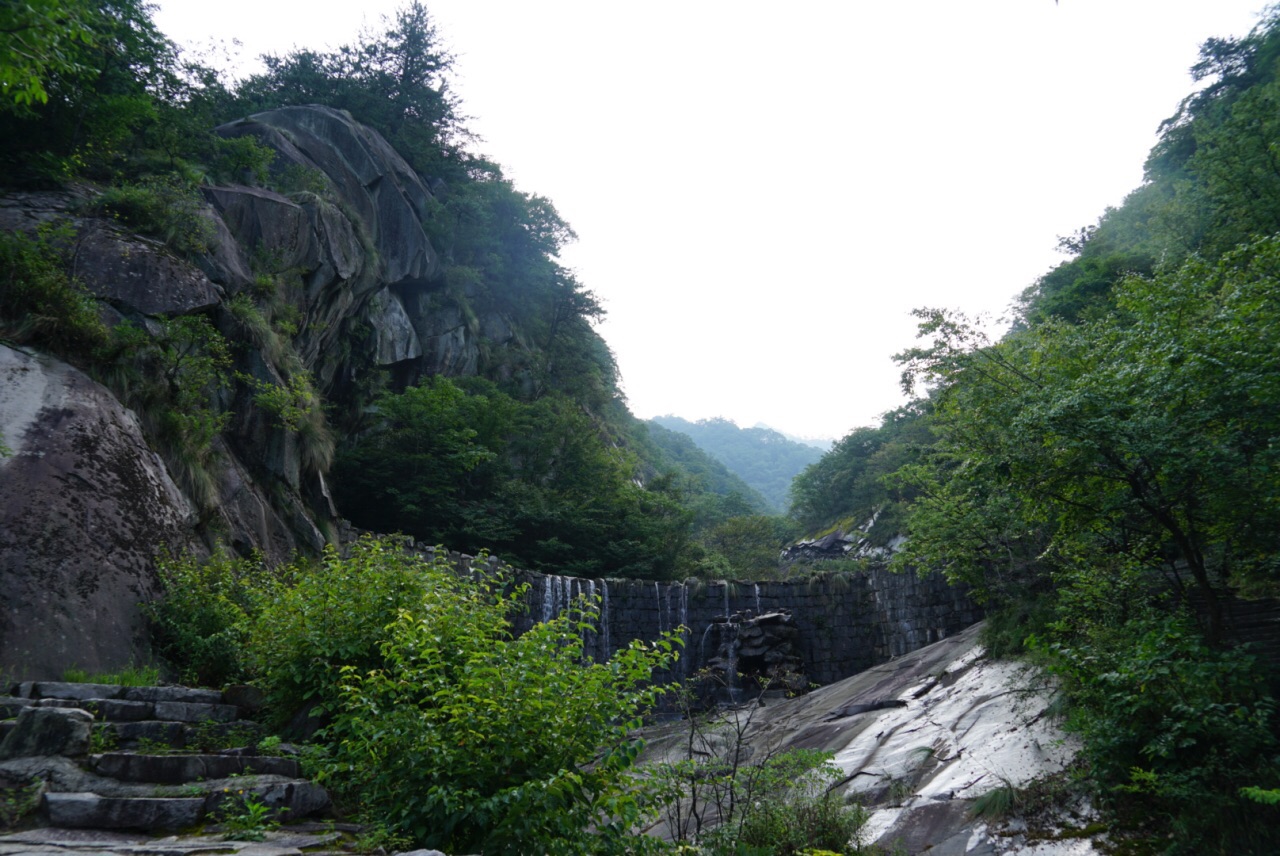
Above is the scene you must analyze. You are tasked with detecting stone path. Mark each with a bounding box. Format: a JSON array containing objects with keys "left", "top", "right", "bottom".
[{"left": 0, "top": 826, "right": 353, "bottom": 855}]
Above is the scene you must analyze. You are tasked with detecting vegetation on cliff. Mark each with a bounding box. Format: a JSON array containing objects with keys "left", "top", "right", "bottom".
[{"left": 0, "top": 0, "right": 779, "bottom": 579}]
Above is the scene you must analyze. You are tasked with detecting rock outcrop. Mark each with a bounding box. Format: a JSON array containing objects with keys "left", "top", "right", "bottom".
[
  {"left": 640, "top": 624, "right": 1102, "bottom": 855},
  {"left": 0, "top": 345, "right": 194, "bottom": 680}
]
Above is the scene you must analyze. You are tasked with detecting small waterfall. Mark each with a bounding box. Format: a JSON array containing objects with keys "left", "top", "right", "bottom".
[
  {"left": 655, "top": 582, "right": 664, "bottom": 633},
  {"left": 699, "top": 623, "right": 715, "bottom": 667},
  {"left": 725, "top": 621, "right": 742, "bottom": 703},
  {"left": 601, "top": 580, "right": 611, "bottom": 659},
  {"left": 723, "top": 582, "right": 731, "bottom": 619},
  {"left": 679, "top": 584, "right": 690, "bottom": 679},
  {"left": 754, "top": 583, "right": 761, "bottom": 615},
  {"left": 541, "top": 575, "right": 554, "bottom": 623}
]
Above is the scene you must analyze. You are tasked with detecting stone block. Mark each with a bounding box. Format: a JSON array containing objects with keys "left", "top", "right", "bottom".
[
  {"left": 91, "top": 753, "right": 300, "bottom": 784},
  {"left": 106, "top": 721, "right": 186, "bottom": 750},
  {"left": 153, "top": 702, "right": 238, "bottom": 723},
  {"left": 44, "top": 792, "right": 205, "bottom": 831},
  {"left": 0, "top": 698, "right": 34, "bottom": 718},
  {"left": 0, "top": 707, "right": 93, "bottom": 759},
  {"left": 120, "top": 686, "right": 224, "bottom": 705},
  {"left": 30, "top": 683, "right": 121, "bottom": 701}
]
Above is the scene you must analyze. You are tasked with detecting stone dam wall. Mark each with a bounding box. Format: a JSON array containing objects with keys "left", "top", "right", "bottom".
[{"left": 385, "top": 535, "right": 982, "bottom": 688}]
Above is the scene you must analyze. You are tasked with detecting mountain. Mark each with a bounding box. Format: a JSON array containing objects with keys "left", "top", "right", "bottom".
[{"left": 649, "top": 416, "right": 825, "bottom": 513}]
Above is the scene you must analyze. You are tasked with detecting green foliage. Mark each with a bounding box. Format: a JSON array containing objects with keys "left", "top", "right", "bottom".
[
  {"left": 699, "top": 761, "right": 866, "bottom": 856},
  {"left": 143, "top": 549, "right": 267, "bottom": 687},
  {"left": 237, "top": 369, "right": 335, "bottom": 472},
  {"left": 217, "top": 791, "right": 281, "bottom": 841},
  {"left": 209, "top": 134, "right": 275, "bottom": 185},
  {"left": 1030, "top": 609, "right": 1280, "bottom": 852},
  {"left": 651, "top": 416, "right": 825, "bottom": 514},
  {"left": 96, "top": 315, "right": 233, "bottom": 509},
  {"left": 0, "top": 224, "right": 108, "bottom": 358},
  {"left": 0, "top": 775, "right": 42, "bottom": 829},
  {"left": 649, "top": 678, "right": 867, "bottom": 855},
  {"left": 0, "top": 0, "right": 99, "bottom": 106},
  {"left": 896, "top": 238, "right": 1280, "bottom": 623},
  {"left": 160, "top": 534, "right": 682, "bottom": 853},
  {"left": 241, "top": 537, "right": 440, "bottom": 719},
  {"left": 0, "top": 0, "right": 222, "bottom": 186},
  {"left": 788, "top": 404, "right": 932, "bottom": 540},
  {"left": 60, "top": 664, "right": 160, "bottom": 686},
  {"left": 88, "top": 175, "right": 215, "bottom": 257},
  {"left": 334, "top": 377, "right": 692, "bottom": 578}
]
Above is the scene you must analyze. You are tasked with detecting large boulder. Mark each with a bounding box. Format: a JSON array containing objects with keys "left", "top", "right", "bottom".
[
  {"left": 214, "top": 105, "right": 439, "bottom": 287},
  {"left": 0, "top": 345, "right": 194, "bottom": 680}
]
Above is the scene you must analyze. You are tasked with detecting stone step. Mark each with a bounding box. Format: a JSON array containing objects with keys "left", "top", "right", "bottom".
[
  {"left": 90, "top": 752, "right": 301, "bottom": 784},
  {"left": 98, "top": 719, "right": 266, "bottom": 752},
  {"left": 16, "top": 696, "right": 239, "bottom": 725},
  {"left": 44, "top": 792, "right": 204, "bottom": 831},
  {"left": 8, "top": 683, "right": 224, "bottom": 706},
  {"left": 36, "top": 772, "right": 330, "bottom": 833}
]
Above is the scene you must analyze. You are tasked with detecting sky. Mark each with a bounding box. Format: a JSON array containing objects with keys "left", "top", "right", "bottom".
[{"left": 154, "top": 0, "right": 1271, "bottom": 443}]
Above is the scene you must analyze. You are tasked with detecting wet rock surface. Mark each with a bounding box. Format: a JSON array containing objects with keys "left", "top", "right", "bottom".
[{"left": 640, "top": 624, "right": 1104, "bottom": 855}]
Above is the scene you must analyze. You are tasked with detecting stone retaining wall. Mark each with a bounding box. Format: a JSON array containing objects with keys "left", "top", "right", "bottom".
[{"left": 370, "top": 532, "right": 983, "bottom": 688}]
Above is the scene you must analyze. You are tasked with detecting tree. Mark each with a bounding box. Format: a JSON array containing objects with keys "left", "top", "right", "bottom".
[
  {"left": 895, "top": 237, "right": 1280, "bottom": 636},
  {"left": 0, "top": 0, "right": 98, "bottom": 106}
]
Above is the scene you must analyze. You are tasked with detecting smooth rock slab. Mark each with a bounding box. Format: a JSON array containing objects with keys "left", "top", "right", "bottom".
[{"left": 44, "top": 793, "right": 205, "bottom": 831}]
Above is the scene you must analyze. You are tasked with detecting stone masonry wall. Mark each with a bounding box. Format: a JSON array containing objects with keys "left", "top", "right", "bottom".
[{"left": 371, "top": 531, "right": 983, "bottom": 688}]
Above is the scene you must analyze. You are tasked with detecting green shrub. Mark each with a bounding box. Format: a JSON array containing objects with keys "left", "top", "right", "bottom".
[
  {"left": 258, "top": 538, "right": 681, "bottom": 853},
  {"left": 237, "top": 369, "right": 335, "bottom": 472},
  {"left": 143, "top": 550, "right": 273, "bottom": 687},
  {"left": 211, "top": 135, "right": 275, "bottom": 185},
  {"left": 0, "top": 225, "right": 108, "bottom": 357},
  {"left": 1032, "top": 609, "right": 1280, "bottom": 852},
  {"left": 88, "top": 175, "right": 214, "bottom": 257}
]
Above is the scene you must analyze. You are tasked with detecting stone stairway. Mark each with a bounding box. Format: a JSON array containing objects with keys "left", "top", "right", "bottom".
[{"left": 0, "top": 681, "right": 330, "bottom": 837}]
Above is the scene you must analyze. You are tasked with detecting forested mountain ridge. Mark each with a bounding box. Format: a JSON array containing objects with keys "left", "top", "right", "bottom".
[{"left": 649, "top": 415, "right": 824, "bottom": 512}]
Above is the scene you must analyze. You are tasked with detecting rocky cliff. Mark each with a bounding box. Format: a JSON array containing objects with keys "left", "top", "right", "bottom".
[{"left": 0, "top": 106, "right": 549, "bottom": 679}]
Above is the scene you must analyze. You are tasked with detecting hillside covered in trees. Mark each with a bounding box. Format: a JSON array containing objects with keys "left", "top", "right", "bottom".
[
  {"left": 650, "top": 415, "right": 824, "bottom": 513},
  {"left": 785, "top": 9, "right": 1280, "bottom": 850}
]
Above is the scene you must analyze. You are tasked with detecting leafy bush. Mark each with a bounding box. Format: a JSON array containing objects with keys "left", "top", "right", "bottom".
[
  {"left": 143, "top": 550, "right": 271, "bottom": 687},
  {"left": 239, "top": 537, "right": 438, "bottom": 719},
  {"left": 699, "top": 757, "right": 866, "bottom": 856},
  {"left": 0, "top": 225, "right": 108, "bottom": 358},
  {"left": 88, "top": 175, "right": 214, "bottom": 257},
  {"left": 197, "top": 535, "right": 682, "bottom": 853},
  {"left": 1032, "top": 609, "right": 1280, "bottom": 852}
]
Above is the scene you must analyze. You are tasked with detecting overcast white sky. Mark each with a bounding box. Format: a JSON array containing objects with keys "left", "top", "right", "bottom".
[{"left": 155, "top": 0, "right": 1270, "bottom": 442}]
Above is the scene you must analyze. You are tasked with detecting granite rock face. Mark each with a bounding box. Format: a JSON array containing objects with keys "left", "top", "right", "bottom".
[
  {"left": 0, "top": 345, "right": 194, "bottom": 680},
  {"left": 640, "top": 624, "right": 1101, "bottom": 855}
]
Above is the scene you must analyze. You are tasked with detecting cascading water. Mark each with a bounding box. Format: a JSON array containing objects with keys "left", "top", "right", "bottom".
[
  {"left": 542, "top": 575, "right": 554, "bottom": 623},
  {"left": 679, "top": 585, "right": 690, "bottom": 679},
  {"left": 601, "top": 581, "right": 611, "bottom": 659},
  {"left": 655, "top": 582, "right": 664, "bottom": 634},
  {"left": 754, "top": 583, "right": 761, "bottom": 615}
]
